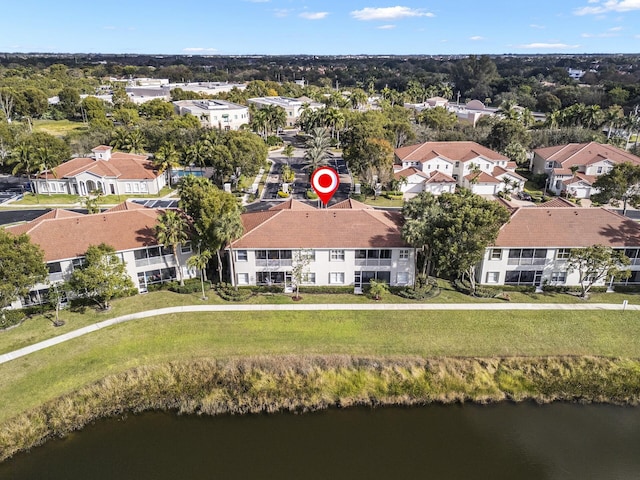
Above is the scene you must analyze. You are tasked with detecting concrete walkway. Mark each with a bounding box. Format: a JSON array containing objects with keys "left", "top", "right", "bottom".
[{"left": 0, "top": 302, "right": 637, "bottom": 366}]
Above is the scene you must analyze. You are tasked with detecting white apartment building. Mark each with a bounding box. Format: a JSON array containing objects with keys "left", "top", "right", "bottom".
[
  {"left": 477, "top": 206, "right": 640, "bottom": 289},
  {"left": 230, "top": 199, "right": 415, "bottom": 291},
  {"left": 173, "top": 99, "right": 249, "bottom": 130},
  {"left": 5, "top": 202, "right": 196, "bottom": 308},
  {"left": 394, "top": 141, "right": 525, "bottom": 198}
]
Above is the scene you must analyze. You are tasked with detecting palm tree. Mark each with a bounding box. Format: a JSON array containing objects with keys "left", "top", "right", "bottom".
[
  {"left": 187, "top": 248, "right": 212, "bottom": 300},
  {"left": 321, "top": 107, "right": 345, "bottom": 143},
  {"left": 604, "top": 106, "right": 624, "bottom": 139},
  {"left": 10, "top": 143, "right": 39, "bottom": 201},
  {"left": 35, "top": 145, "right": 55, "bottom": 196},
  {"left": 126, "top": 129, "right": 147, "bottom": 154},
  {"left": 153, "top": 142, "right": 181, "bottom": 186},
  {"left": 302, "top": 127, "right": 332, "bottom": 173},
  {"left": 155, "top": 210, "right": 189, "bottom": 286},
  {"left": 183, "top": 141, "right": 209, "bottom": 173},
  {"left": 213, "top": 211, "right": 244, "bottom": 288},
  {"left": 264, "top": 105, "right": 287, "bottom": 135}
]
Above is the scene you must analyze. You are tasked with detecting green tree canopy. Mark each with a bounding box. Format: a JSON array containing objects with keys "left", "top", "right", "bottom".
[
  {"left": 155, "top": 210, "right": 190, "bottom": 286},
  {"left": 402, "top": 190, "right": 510, "bottom": 291},
  {"left": 0, "top": 229, "right": 48, "bottom": 309},
  {"left": 68, "top": 243, "right": 136, "bottom": 310},
  {"left": 591, "top": 162, "right": 640, "bottom": 214},
  {"left": 566, "top": 245, "right": 630, "bottom": 298}
]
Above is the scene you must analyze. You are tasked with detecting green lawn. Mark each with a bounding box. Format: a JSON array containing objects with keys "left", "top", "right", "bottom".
[
  {"left": 32, "top": 119, "right": 88, "bottom": 137},
  {"left": 1, "top": 306, "right": 640, "bottom": 424},
  {"left": 12, "top": 187, "right": 174, "bottom": 207}
]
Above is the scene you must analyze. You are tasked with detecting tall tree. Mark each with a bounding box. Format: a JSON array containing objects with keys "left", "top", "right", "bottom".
[
  {"left": 153, "top": 142, "right": 181, "bottom": 186},
  {"left": 0, "top": 229, "right": 48, "bottom": 309},
  {"left": 213, "top": 211, "right": 245, "bottom": 287},
  {"left": 187, "top": 248, "right": 212, "bottom": 300},
  {"left": 566, "top": 245, "right": 630, "bottom": 298},
  {"left": 67, "top": 243, "right": 135, "bottom": 310},
  {"left": 155, "top": 210, "right": 190, "bottom": 286},
  {"left": 591, "top": 162, "right": 640, "bottom": 214}
]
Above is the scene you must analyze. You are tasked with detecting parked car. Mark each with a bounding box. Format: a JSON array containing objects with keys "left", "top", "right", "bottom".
[{"left": 517, "top": 191, "right": 532, "bottom": 201}]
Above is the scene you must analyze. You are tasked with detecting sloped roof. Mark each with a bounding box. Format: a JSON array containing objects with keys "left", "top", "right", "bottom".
[
  {"left": 465, "top": 171, "right": 500, "bottom": 183},
  {"left": 6, "top": 206, "right": 161, "bottom": 262},
  {"left": 329, "top": 198, "right": 372, "bottom": 209},
  {"left": 104, "top": 200, "right": 149, "bottom": 213},
  {"left": 564, "top": 173, "right": 596, "bottom": 186},
  {"left": 269, "top": 199, "right": 316, "bottom": 211},
  {"left": 393, "top": 167, "right": 430, "bottom": 180},
  {"left": 232, "top": 206, "right": 407, "bottom": 249},
  {"left": 538, "top": 197, "right": 577, "bottom": 208},
  {"left": 494, "top": 207, "right": 640, "bottom": 248},
  {"left": 425, "top": 171, "right": 457, "bottom": 183},
  {"left": 6, "top": 209, "right": 84, "bottom": 235},
  {"left": 492, "top": 166, "right": 526, "bottom": 181},
  {"left": 534, "top": 142, "right": 640, "bottom": 169},
  {"left": 46, "top": 151, "right": 160, "bottom": 181},
  {"left": 395, "top": 141, "right": 508, "bottom": 164}
]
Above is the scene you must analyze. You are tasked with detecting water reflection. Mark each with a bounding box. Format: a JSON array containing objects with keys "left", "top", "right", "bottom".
[{"left": 1, "top": 403, "right": 638, "bottom": 479}]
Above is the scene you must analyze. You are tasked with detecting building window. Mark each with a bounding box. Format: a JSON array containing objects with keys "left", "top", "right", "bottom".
[
  {"left": 237, "top": 273, "right": 249, "bottom": 285},
  {"left": 47, "top": 262, "right": 62, "bottom": 274},
  {"left": 551, "top": 271, "right": 567, "bottom": 283},
  {"left": 485, "top": 272, "right": 499, "bottom": 283},
  {"left": 236, "top": 250, "right": 248, "bottom": 261},
  {"left": 455, "top": 161, "right": 460, "bottom": 167},
  {"left": 72, "top": 257, "right": 85, "bottom": 270},
  {"left": 125, "top": 183, "right": 132, "bottom": 193},
  {"left": 399, "top": 249, "right": 410, "bottom": 260},
  {"left": 302, "top": 273, "right": 316, "bottom": 284},
  {"left": 329, "top": 272, "right": 345, "bottom": 284},
  {"left": 180, "top": 242, "right": 192, "bottom": 254},
  {"left": 556, "top": 248, "right": 571, "bottom": 260},
  {"left": 397, "top": 272, "right": 409, "bottom": 285},
  {"left": 508, "top": 249, "right": 547, "bottom": 265},
  {"left": 490, "top": 249, "right": 502, "bottom": 260},
  {"left": 505, "top": 270, "right": 543, "bottom": 285},
  {"left": 597, "top": 166, "right": 603, "bottom": 174},
  {"left": 330, "top": 250, "right": 345, "bottom": 261}
]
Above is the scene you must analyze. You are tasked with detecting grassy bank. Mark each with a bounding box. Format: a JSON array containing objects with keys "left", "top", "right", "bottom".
[
  {"left": 2, "top": 308, "right": 640, "bottom": 425},
  {"left": 1, "top": 355, "right": 640, "bottom": 462}
]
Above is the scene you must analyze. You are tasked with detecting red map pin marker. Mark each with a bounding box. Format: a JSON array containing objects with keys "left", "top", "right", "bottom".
[{"left": 311, "top": 166, "right": 340, "bottom": 206}]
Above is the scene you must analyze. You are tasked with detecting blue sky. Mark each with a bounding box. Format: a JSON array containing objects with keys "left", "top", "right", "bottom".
[{"left": 3, "top": 0, "right": 640, "bottom": 55}]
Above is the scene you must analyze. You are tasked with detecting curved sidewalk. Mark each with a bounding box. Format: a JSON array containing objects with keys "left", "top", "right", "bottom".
[{"left": 1, "top": 302, "right": 637, "bottom": 365}]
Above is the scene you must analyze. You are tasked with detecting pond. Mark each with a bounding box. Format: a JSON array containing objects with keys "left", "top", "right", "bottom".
[{"left": 1, "top": 403, "right": 639, "bottom": 479}]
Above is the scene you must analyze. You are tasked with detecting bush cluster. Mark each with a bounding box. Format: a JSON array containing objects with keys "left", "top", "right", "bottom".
[
  {"left": 0, "top": 310, "right": 26, "bottom": 330},
  {"left": 215, "top": 283, "right": 254, "bottom": 301},
  {"left": 396, "top": 275, "right": 440, "bottom": 300},
  {"left": 168, "top": 279, "right": 210, "bottom": 294}
]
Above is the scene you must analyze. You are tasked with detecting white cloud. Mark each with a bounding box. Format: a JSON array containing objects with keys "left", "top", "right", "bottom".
[
  {"left": 517, "top": 42, "right": 581, "bottom": 49},
  {"left": 299, "top": 11, "right": 329, "bottom": 20},
  {"left": 470, "top": 36, "right": 484, "bottom": 41},
  {"left": 610, "top": 26, "right": 624, "bottom": 30},
  {"left": 575, "top": 0, "right": 640, "bottom": 15},
  {"left": 530, "top": 24, "right": 545, "bottom": 29},
  {"left": 377, "top": 24, "right": 396, "bottom": 29},
  {"left": 274, "top": 9, "right": 291, "bottom": 17},
  {"left": 183, "top": 47, "right": 218, "bottom": 52},
  {"left": 350, "top": 6, "right": 434, "bottom": 21}
]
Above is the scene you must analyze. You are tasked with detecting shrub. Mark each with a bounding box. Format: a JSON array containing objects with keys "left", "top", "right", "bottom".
[
  {"left": 266, "top": 135, "right": 283, "bottom": 147},
  {"left": 0, "top": 309, "right": 26, "bottom": 330},
  {"left": 215, "top": 283, "right": 254, "bottom": 301},
  {"left": 277, "top": 190, "right": 290, "bottom": 198},
  {"left": 396, "top": 276, "right": 440, "bottom": 300},
  {"left": 168, "top": 278, "right": 210, "bottom": 294},
  {"left": 306, "top": 190, "right": 318, "bottom": 200},
  {"left": 299, "top": 286, "right": 354, "bottom": 295}
]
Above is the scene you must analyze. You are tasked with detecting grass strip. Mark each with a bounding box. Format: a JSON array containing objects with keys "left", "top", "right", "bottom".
[{"left": 1, "top": 355, "right": 639, "bottom": 463}]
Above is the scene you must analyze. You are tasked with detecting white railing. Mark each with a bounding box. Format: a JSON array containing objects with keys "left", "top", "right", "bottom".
[
  {"left": 355, "top": 259, "right": 392, "bottom": 267},
  {"left": 255, "top": 259, "right": 292, "bottom": 267},
  {"left": 135, "top": 255, "right": 174, "bottom": 268}
]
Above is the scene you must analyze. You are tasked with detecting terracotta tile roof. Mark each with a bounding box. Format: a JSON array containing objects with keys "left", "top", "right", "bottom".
[
  {"left": 552, "top": 168, "right": 573, "bottom": 176},
  {"left": 268, "top": 199, "right": 316, "bottom": 211},
  {"left": 104, "top": 201, "right": 149, "bottom": 213},
  {"left": 47, "top": 152, "right": 160, "bottom": 181},
  {"left": 393, "top": 167, "right": 430, "bottom": 180},
  {"left": 395, "top": 141, "right": 507, "bottom": 163},
  {"left": 492, "top": 166, "right": 526, "bottom": 181},
  {"left": 6, "top": 208, "right": 161, "bottom": 262},
  {"left": 465, "top": 171, "right": 500, "bottom": 183},
  {"left": 329, "top": 198, "right": 372, "bottom": 209},
  {"left": 534, "top": 142, "right": 640, "bottom": 169},
  {"left": 494, "top": 207, "right": 640, "bottom": 248},
  {"left": 539, "top": 197, "right": 577, "bottom": 208},
  {"left": 564, "top": 173, "right": 596, "bottom": 186},
  {"left": 232, "top": 208, "right": 407, "bottom": 249},
  {"left": 92, "top": 145, "right": 112, "bottom": 152},
  {"left": 425, "top": 171, "right": 456, "bottom": 183}
]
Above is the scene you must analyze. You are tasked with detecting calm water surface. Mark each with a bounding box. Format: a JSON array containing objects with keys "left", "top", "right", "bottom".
[{"left": 1, "top": 403, "right": 639, "bottom": 480}]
